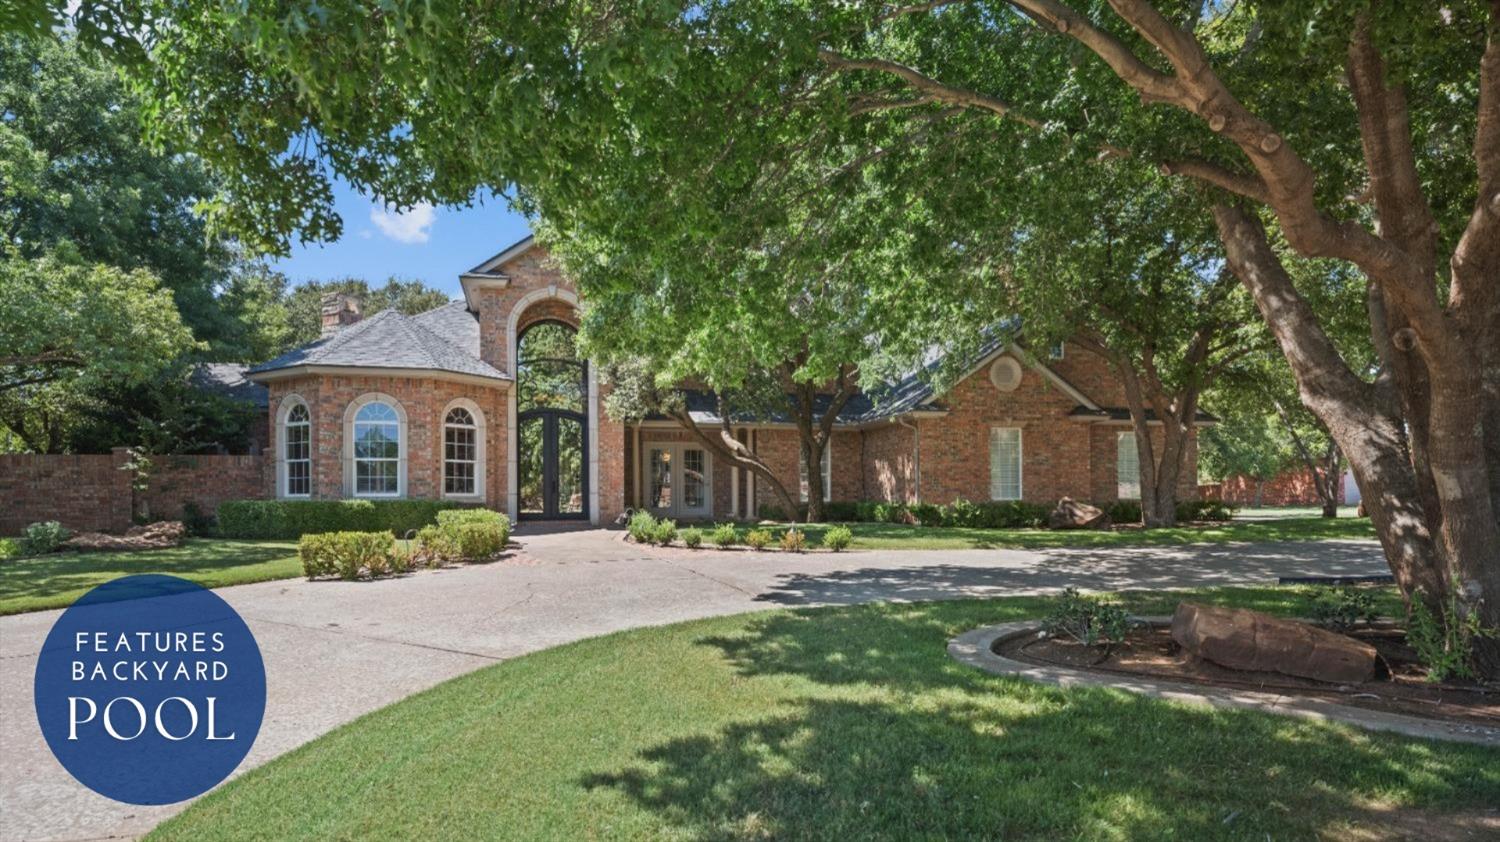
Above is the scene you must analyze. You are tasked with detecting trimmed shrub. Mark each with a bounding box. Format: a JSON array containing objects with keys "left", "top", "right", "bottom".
[
  {"left": 651, "top": 518, "right": 678, "bottom": 546},
  {"left": 853, "top": 501, "right": 911, "bottom": 524},
  {"left": 218, "top": 499, "right": 465, "bottom": 540},
  {"left": 1105, "top": 500, "right": 1143, "bottom": 524},
  {"left": 711, "top": 523, "right": 739, "bottom": 548},
  {"left": 757, "top": 503, "right": 807, "bottom": 522},
  {"left": 821, "top": 501, "right": 860, "bottom": 522},
  {"left": 744, "top": 529, "right": 773, "bottom": 550},
  {"left": 909, "top": 503, "right": 944, "bottom": 527},
  {"left": 21, "top": 521, "right": 69, "bottom": 556},
  {"left": 414, "top": 524, "right": 461, "bottom": 565},
  {"left": 821, "top": 525, "right": 853, "bottom": 551},
  {"left": 627, "top": 511, "right": 658, "bottom": 543},
  {"left": 1176, "top": 499, "right": 1235, "bottom": 522},
  {"left": 180, "top": 502, "right": 215, "bottom": 537},
  {"left": 437, "top": 508, "right": 511, "bottom": 549},
  {"left": 779, "top": 528, "right": 807, "bottom": 553},
  {"left": 680, "top": 527, "right": 703, "bottom": 549},
  {"left": 298, "top": 531, "right": 396, "bottom": 580}
]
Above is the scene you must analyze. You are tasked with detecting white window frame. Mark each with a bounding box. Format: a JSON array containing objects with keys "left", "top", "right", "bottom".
[
  {"left": 1048, "top": 342, "right": 1065, "bottom": 360},
  {"left": 799, "top": 442, "right": 833, "bottom": 503},
  {"left": 343, "top": 393, "right": 407, "bottom": 498},
  {"left": 1117, "top": 431, "right": 1141, "bottom": 500},
  {"left": 989, "top": 427, "right": 1023, "bottom": 501},
  {"left": 277, "top": 395, "right": 312, "bottom": 499},
  {"left": 440, "top": 399, "right": 486, "bottom": 501},
  {"left": 641, "top": 442, "right": 712, "bottom": 519}
]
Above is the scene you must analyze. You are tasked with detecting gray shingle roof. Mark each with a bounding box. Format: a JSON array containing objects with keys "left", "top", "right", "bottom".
[
  {"left": 189, "top": 363, "right": 270, "bottom": 408},
  {"left": 249, "top": 308, "right": 508, "bottom": 382},
  {"left": 411, "top": 300, "right": 482, "bottom": 359}
]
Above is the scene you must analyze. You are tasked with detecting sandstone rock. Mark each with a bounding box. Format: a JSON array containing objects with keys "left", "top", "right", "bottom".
[
  {"left": 62, "top": 521, "right": 186, "bottom": 552},
  {"left": 1048, "top": 497, "right": 1112, "bottom": 530},
  {"left": 1171, "top": 601, "right": 1377, "bottom": 684}
]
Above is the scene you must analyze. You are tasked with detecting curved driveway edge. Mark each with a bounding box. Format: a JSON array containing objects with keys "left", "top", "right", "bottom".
[
  {"left": 948, "top": 620, "right": 1500, "bottom": 748},
  {"left": 1, "top": 530, "right": 1386, "bottom": 841}
]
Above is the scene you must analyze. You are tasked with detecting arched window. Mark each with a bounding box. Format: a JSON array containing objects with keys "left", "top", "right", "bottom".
[
  {"left": 353, "top": 400, "right": 402, "bottom": 496},
  {"left": 517, "top": 320, "right": 587, "bottom": 518},
  {"left": 282, "top": 402, "right": 311, "bottom": 497},
  {"left": 443, "top": 405, "right": 483, "bottom": 497}
]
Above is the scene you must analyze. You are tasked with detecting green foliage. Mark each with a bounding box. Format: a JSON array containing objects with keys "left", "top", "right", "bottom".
[
  {"left": 217, "top": 500, "right": 461, "bottom": 540},
  {"left": 180, "top": 502, "right": 214, "bottom": 537},
  {"left": 1042, "top": 588, "right": 1131, "bottom": 647},
  {"left": 940, "top": 499, "right": 1050, "bottom": 529},
  {"left": 820, "top": 525, "right": 852, "bottom": 552},
  {"left": 779, "top": 529, "right": 807, "bottom": 553},
  {"left": 854, "top": 501, "right": 912, "bottom": 524},
  {"left": 627, "top": 511, "right": 658, "bottom": 544},
  {"left": 20, "top": 521, "right": 69, "bottom": 556},
  {"left": 908, "top": 504, "right": 944, "bottom": 528},
  {"left": 408, "top": 511, "right": 510, "bottom": 565},
  {"left": 744, "top": 529, "right": 773, "bottom": 551},
  {"left": 1175, "top": 500, "right": 1235, "bottom": 523},
  {"left": 298, "top": 531, "right": 396, "bottom": 581},
  {"left": 1306, "top": 587, "right": 1379, "bottom": 633},
  {"left": 710, "top": 523, "right": 739, "bottom": 548},
  {"left": 1105, "top": 501, "right": 1144, "bottom": 524},
  {"left": 412, "top": 525, "right": 459, "bottom": 567},
  {"left": 680, "top": 528, "right": 703, "bottom": 549},
  {"left": 1408, "top": 585, "right": 1499, "bottom": 683},
  {"left": 650, "top": 519, "right": 678, "bottom": 547},
  {"left": 279, "top": 277, "right": 453, "bottom": 349}
]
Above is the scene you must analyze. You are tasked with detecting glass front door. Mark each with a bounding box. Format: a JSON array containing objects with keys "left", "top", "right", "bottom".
[
  {"left": 645, "top": 444, "right": 710, "bottom": 519},
  {"left": 518, "top": 320, "right": 588, "bottom": 520}
]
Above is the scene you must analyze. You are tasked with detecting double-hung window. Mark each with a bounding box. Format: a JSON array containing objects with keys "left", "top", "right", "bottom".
[
  {"left": 1117, "top": 432, "right": 1141, "bottom": 500},
  {"left": 283, "top": 403, "right": 311, "bottom": 497},
  {"left": 799, "top": 445, "right": 833, "bottom": 503},
  {"left": 353, "top": 402, "right": 401, "bottom": 496},
  {"left": 989, "top": 427, "right": 1022, "bottom": 500}
]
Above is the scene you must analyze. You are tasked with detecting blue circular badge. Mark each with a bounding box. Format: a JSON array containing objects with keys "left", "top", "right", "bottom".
[{"left": 33, "top": 574, "right": 266, "bottom": 805}]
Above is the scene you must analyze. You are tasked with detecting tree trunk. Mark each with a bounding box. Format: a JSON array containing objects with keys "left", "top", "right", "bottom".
[
  {"left": 782, "top": 363, "right": 858, "bottom": 524},
  {"left": 666, "top": 405, "right": 798, "bottom": 523}
]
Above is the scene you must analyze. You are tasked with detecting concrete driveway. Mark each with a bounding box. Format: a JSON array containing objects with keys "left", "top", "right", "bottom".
[{"left": 0, "top": 528, "right": 1384, "bottom": 841}]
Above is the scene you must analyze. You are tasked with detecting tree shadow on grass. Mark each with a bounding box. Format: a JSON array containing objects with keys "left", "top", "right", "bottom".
[{"left": 582, "top": 603, "right": 1500, "bottom": 840}]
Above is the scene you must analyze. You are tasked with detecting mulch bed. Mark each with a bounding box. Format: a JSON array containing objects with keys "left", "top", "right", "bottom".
[
  {"left": 998, "top": 623, "right": 1499, "bottom": 726},
  {"left": 60, "top": 521, "right": 186, "bottom": 552}
]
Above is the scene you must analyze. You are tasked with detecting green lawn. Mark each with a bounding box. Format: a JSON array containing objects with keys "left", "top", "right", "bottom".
[
  {"left": 151, "top": 588, "right": 1496, "bottom": 841},
  {"left": 779, "top": 516, "right": 1375, "bottom": 550},
  {"left": 0, "top": 539, "right": 300, "bottom": 615}
]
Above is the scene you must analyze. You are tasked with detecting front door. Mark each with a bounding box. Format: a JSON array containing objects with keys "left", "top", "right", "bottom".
[
  {"left": 517, "top": 320, "right": 588, "bottom": 520},
  {"left": 645, "top": 443, "right": 711, "bottom": 520}
]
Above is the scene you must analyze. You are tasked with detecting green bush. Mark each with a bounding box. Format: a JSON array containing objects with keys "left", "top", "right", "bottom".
[
  {"left": 1042, "top": 587, "right": 1131, "bottom": 646},
  {"left": 942, "top": 499, "right": 1049, "bottom": 529},
  {"left": 744, "top": 529, "right": 772, "bottom": 550},
  {"left": 779, "top": 528, "right": 807, "bottom": 553},
  {"left": 680, "top": 527, "right": 704, "bottom": 549},
  {"left": 1176, "top": 499, "right": 1235, "bottom": 522},
  {"left": 821, "top": 525, "right": 853, "bottom": 551},
  {"left": 1105, "top": 500, "right": 1143, "bottom": 524},
  {"left": 180, "top": 502, "right": 216, "bottom": 537},
  {"left": 909, "top": 503, "right": 944, "bottom": 527},
  {"left": 1408, "top": 582, "right": 1498, "bottom": 682},
  {"left": 711, "top": 523, "right": 739, "bottom": 548},
  {"left": 821, "top": 501, "right": 860, "bottom": 522},
  {"left": 453, "top": 522, "right": 507, "bottom": 559},
  {"left": 1307, "top": 586, "right": 1379, "bottom": 633},
  {"left": 757, "top": 503, "right": 806, "bottom": 522},
  {"left": 298, "top": 531, "right": 397, "bottom": 580},
  {"left": 627, "top": 511, "right": 658, "bottom": 543},
  {"left": 218, "top": 499, "right": 465, "bottom": 539},
  {"left": 651, "top": 518, "right": 678, "bottom": 546},
  {"left": 21, "top": 521, "right": 70, "bottom": 556}
]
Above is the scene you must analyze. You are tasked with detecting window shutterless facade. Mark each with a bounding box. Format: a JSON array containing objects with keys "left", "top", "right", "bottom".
[
  {"left": 799, "top": 445, "right": 833, "bottom": 503},
  {"left": 1117, "top": 432, "right": 1141, "bottom": 500},
  {"left": 989, "top": 427, "right": 1022, "bottom": 500},
  {"left": 443, "top": 407, "right": 478, "bottom": 496},
  {"left": 353, "top": 401, "right": 401, "bottom": 496},
  {"left": 282, "top": 402, "right": 311, "bottom": 497}
]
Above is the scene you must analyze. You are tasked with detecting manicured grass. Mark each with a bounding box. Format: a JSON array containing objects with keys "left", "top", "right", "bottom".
[
  {"left": 0, "top": 539, "right": 300, "bottom": 615},
  {"left": 151, "top": 587, "right": 1496, "bottom": 841},
  {"left": 774, "top": 516, "right": 1375, "bottom": 550}
]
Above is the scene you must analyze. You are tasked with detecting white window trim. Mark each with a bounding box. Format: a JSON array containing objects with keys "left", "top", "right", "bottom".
[
  {"left": 799, "top": 443, "right": 833, "bottom": 503},
  {"left": 343, "top": 393, "right": 408, "bottom": 499},
  {"left": 1117, "top": 431, "right": 1142, "bottom": 500},
  {"left": 1049, "top": 342, "right": 1065, "bottom": 360},
  {"left": 640, "top": 442, "right": 713, "bottom": 519},
  {"left": 440, "top": 398, "right": 487, "bottom": 501},
  {"left": 989, "top": 427, "right": 1023, "bottom": 501},
  {"left": 276, "top": 394, "right": 312, "bottom": 499}
]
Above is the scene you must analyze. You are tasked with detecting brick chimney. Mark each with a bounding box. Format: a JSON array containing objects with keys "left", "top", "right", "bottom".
[{"left": 320, "top": 292, "right": 362, "bottom": 336}]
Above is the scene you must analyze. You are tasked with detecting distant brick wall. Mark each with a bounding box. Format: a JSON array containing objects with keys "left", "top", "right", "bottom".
[
  {"left": 1201, "top": 469, "right": 1341, "bottom": 507},
  {"left": 141, "top": 455, "right": 271, "bottom": 522},
  {"left": 0, "top": 451, "right": 269, "bottom": 535}
]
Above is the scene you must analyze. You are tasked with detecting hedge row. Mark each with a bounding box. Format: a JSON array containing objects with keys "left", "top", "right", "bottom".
[
  {"left": 298, "top": 510, "right": 512, "bottom": 580},
  {"left": 758, "top": 497, "right": 1234, "bottom": 527},
  {"left": 218, "top": 499, "right": 469, "bottom": 539}
]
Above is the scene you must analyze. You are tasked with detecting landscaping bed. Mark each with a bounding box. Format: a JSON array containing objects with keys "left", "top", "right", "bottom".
[{"left": 1000, "top": 622, "right": 1499, "bottom": 727}]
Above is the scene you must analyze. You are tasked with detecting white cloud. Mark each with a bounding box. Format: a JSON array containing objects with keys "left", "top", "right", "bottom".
[
  {"left": 369, "top": 202, "right": 435, "bottom": 244},
  {"left": 358, "top": 228, "right": 374, "bottom": 240}
]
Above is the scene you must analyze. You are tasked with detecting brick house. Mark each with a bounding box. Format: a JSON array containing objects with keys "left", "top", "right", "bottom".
[{"left": 247, "top": 235, "right": 1207, "bottom": 525}]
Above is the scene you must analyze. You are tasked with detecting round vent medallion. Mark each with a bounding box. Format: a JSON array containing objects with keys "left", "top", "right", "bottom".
[{"left": 989, "top": 357, "right": 1023, "bottom": 392}]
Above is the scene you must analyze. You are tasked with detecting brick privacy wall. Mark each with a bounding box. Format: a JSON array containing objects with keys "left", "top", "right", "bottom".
[
  {"left": 1202, "top": 468, "right": 1340, "bottom": 507},
  {"left": 0, "top": 453, "right": 133, "bottom": 534},
  {"left": 0, "top": 451, "right": 270, "bottom": 534},
  {"left": 267, "top": 375, "right": 509, "bottom": 511},
  {"left": 142, "top": 455, "right": 270, "bottom": 522}
]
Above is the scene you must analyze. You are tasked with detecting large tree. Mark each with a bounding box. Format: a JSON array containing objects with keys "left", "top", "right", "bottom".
[{"left": 52, "top": 1, "right": 1500, "bottom": 672}]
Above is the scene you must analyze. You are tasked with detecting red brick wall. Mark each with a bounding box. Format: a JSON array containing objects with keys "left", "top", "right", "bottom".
[
  {"left": 862, "top": 421, "right": 918, "bottom": 503},
  {"left": 1202, "top": 468, "right": 1338, "bottom": 507},
  {"left": 0, "top": 451, "right": 270, "bottom": 535},
  {"left": 750, "top": 429, "right": 860, "bottom": 514}
]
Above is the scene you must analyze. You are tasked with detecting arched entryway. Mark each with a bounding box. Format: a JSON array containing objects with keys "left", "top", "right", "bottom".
[{"left": 516, "top": 320, "right": 588, "bottom": 519}]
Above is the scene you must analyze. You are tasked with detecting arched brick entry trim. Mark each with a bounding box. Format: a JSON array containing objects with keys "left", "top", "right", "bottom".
[{"left": 505, "top": 287, "right": 600, "bottom": 524}]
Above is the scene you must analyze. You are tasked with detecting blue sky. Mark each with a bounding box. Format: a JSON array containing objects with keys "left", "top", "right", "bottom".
[{"left": 271, "top": 177, "right": 535, "bottom": 299}]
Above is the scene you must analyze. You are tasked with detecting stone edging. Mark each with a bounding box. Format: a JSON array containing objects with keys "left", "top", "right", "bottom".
[{"left": 948, "top": 619, "right": 1500, "bottom": 748}]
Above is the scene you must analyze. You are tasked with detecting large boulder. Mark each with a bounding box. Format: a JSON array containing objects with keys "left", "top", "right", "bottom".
[
  {"left": 62, "top": 521, "right": 186, "bottom": 552},
  {"left": 1171, "top": 602, "right": 1377, "bottom": 684},
  {"left": 1048, "top": 497, "right": 1112, "bottom": 530}
]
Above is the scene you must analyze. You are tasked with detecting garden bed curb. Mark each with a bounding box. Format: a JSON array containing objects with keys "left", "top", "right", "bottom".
[{"left": 949, "top": 619, "right": 1500, "bottom": 747}]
